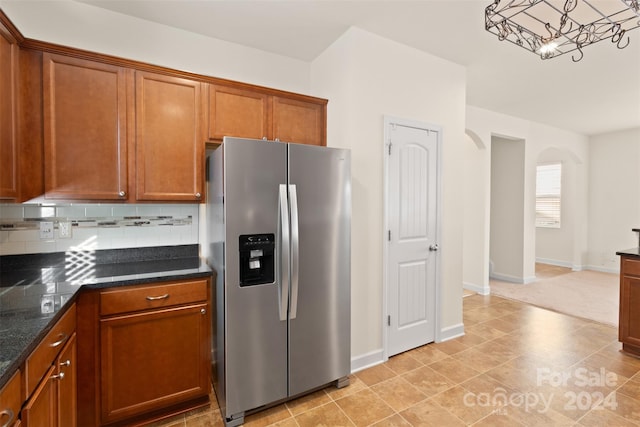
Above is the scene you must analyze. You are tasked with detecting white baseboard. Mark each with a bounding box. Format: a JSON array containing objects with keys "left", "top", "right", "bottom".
[
  {"left": 350, "top": 349, "right": 385, "bottom": 373},
  {"left": 536, "top": 257, "right": 583, "bottom": 272},
  {"left": 438, "top": 323, "right": 464, "bottom": 342},
  {"left": 463, "top": 281, "right": 490, "bottom": 296},
  {"left": 584, "top": 265, "right": 620, "bottom": 274},
  {"left": 490, "top": 272, "right": 535, "bottom": 284},
  {"left": 352, "top": 323, "right": 465, "bottom": 370}
]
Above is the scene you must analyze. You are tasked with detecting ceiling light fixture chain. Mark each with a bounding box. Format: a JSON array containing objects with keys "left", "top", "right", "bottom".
[{"left": 486, "top": 0, "right": 640, "bottom": 62}]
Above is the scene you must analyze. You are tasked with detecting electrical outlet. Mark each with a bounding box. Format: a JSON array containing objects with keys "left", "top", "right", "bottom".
[
  {"left": 58, "top": 221, "right": 72, "bottom": 238},
  {"left": 40, "top": 221, "right": 54, "bottom": 239}
]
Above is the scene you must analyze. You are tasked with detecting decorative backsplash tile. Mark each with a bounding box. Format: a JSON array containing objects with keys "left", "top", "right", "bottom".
[{"left": 0, "top": 204, "right": 199, "bottom": 256}]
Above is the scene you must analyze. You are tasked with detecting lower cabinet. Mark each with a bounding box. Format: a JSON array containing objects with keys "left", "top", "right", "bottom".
[
  {"left": 619, "top": 256, "right": 640, "bottom": 356},
  {"left": 21, "top": 365, "right": 56, "bottom": 427},
  {"left": 3, "top": 277, "right": 210, "bottom": 427},
  {"left": 21, "top": 307, "right": 77, "bottom": 427},
  {"left": 77, "top": 278, "right": 211, "bottom": 426},
  {"left": 0, "top": 370, "right": 21, "bottom": 427},
  {"left": 21, "top": 336, "right": 75, "bottom": 427},
  {"left": 100, "top": 303, "right": 210, "bottom": 424},
  {"left": 57, "top": 335, "right": 77, "bottom": 427}
]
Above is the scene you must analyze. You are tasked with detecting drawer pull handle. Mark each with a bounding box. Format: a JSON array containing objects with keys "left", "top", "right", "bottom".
[
  {"left": 51, "top": 372, "right": 65, "bottom": 380},
  {"left": 50, "top": 333, "right": 68, "bottom": 348},
  {"left": 60, "top": 359, "right": 71, "bottom": 367},
  {"left": 146, "top": 294, "right": 169, "bottom": 301},
  {"left": 0, "top": 409, "right": 14, "bottom": 427}
]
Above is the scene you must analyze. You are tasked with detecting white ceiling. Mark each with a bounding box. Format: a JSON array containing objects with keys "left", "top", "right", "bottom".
[{"left": 76, "top": 0, "right": 640, "bottom": 136}]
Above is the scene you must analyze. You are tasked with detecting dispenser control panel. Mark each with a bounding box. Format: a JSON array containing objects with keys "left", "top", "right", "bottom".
[{"left": 239, "top": 234, "right": 275, "bottom": 286}]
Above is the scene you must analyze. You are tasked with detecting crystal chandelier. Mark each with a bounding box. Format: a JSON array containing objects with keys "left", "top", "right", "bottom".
[{"left": 485, "top": 0, "right": 640, "bottom": 61}]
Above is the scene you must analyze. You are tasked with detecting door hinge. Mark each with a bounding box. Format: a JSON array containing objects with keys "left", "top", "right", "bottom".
[
  {"left": 388, "top": 230, "right": 391, "bottom": 241},
  {"left": 387, "top": 315, "right": 391, "bottom": 326},
  {"left": 388, "top": 141, "right": 392, "bottom": 155}
]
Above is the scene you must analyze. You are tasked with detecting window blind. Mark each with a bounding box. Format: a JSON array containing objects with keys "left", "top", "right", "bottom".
[{"left": 536, "top": 163, "right": 561, "bottom": 228}]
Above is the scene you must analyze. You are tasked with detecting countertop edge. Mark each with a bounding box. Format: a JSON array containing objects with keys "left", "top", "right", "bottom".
[{"left": 616, "top": 248, "right": 640, "bottom": 257}]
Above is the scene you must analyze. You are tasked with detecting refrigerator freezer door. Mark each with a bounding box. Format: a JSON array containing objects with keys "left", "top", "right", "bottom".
[
  {"left": 287, "top": 144, "right": 351, "bottom": 396},
  {"left": 222, "top": 138, "right": 288, "bottom": 416}
]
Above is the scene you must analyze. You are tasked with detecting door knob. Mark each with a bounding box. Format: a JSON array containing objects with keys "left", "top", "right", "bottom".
[{"left": 429, "top": 244, "right": 439, "bottom": 252}]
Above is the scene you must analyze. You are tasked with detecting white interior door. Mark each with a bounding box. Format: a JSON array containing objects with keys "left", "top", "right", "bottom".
[{"left": 385, "top": 119, "right": 439, "bottom": 357}]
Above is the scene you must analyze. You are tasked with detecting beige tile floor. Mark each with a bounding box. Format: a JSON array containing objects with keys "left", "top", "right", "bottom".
[{"left": 154, "top": 294, "right": 640, "bottom": 426}]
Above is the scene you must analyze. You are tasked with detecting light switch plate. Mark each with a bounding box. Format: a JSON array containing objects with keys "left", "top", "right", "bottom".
[{"left": 40, "top": 221, "right": 54, "bottom": 239}]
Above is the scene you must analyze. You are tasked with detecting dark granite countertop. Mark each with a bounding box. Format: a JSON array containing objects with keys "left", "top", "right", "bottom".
[
  {"left": 0, "top": 245, "right": 212, "bottom": 389},
  {"left": 616, "top": 248, "right": 640, "bottom": 257}
]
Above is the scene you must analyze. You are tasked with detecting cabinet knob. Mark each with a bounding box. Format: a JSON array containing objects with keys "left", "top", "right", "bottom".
[
  {"left": 119, "top": 190, "right": 126, "bottom": 197},
  {"left": 201, "top": 308, "right": 206, "bottom": 315},
  {"left": 51, "top": 372, "right": 65, "bottom": 380},
  {"left": 60, "top": 359, "right": 71, "bottom": 367},
  {"left": 195, "top": 192, "right": 202, "bottom": 199}
]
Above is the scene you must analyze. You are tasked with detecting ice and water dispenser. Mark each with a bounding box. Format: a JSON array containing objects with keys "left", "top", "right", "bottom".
[{"left": 239, "top": 234, "right": 275, "bottom": 286}]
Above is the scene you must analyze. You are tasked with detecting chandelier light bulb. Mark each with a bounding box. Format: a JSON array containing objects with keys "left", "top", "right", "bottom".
[{"left": 539, "top": 41, "right": 559, "bottom": 55}]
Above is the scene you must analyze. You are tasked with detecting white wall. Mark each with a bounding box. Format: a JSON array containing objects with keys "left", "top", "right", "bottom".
[
  {"left": 490, "top": 137, "right": 526, "bottom": 282},
  {"left": 588, "top": 128, "right": 640, "bottom": 272},
  {"left": 465, "top": 106, "right": 589, "bottom": 286},
  {"left": 311, "top": 27, "right": 466, "bottom": 368},
  {"left": 0, "top": 0, "right": 310, "bottom": 94},
  {"left": 463, "top": 133, "right": 489, "bottom": 294}
]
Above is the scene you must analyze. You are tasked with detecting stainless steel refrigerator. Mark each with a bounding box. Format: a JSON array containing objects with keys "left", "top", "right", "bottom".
[{"left": 206, "top": 137, "right": 351, "bottom": 426}]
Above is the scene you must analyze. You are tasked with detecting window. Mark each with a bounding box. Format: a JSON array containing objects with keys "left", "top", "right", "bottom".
[{"left": 536, "top": 162, "right": 561, "bottom": 228}]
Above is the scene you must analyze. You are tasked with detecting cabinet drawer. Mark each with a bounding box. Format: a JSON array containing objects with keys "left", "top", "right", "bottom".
[
  {"left": 623, "top": 257, "right": 640, "bottom": 277},
  {"left": 25, "top": 303, "right": 76, "bottom": 398},
  {"left": 0, "top": 369, "right": 21, "bottom": 427},
  {"left": 100, "top": 279, "right": 208, "bottom": 316}
]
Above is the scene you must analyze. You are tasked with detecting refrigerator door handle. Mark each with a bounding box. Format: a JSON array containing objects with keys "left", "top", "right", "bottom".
[
  {"left": 278, "top": 184, "right": 290, "bottom": 321},
  {"left": 289, "top": 184, "right": 299, "bottom": 319}
]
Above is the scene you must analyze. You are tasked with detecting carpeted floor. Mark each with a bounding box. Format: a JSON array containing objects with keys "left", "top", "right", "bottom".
[{"left": 489, "top": 268, "right": 619, "bottom": 327}]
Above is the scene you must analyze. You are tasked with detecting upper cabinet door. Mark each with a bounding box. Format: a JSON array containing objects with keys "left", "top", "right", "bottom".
[
  {"left": 208, "top": 84, "right": 270, "bottom": 141},
  {"left": 0, "top": 28, "right": 18, "bottom": 200},
  {"left": 43, "top": 53, "right": 129, "bottom": 200},
  {"left": 135, "top": 71, "right": 204, "bottom": 201},
  {"left": 272, "top": 96, "right": 326, "bottom": 146}
]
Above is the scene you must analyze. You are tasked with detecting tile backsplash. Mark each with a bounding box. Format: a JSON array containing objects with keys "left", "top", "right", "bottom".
[{"left": 0, "top": 204, "right": 199, "bottom": 256}]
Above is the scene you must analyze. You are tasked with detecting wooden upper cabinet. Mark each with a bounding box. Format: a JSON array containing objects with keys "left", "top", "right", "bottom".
[
  {"left": 43, "top": 53, "right": 129, "bottom": 200},
  {"left": 135, "top": 71, "right": 204, "bottom": 201},
  {"left": 207, "top": 83, "right": 327, "bottom": 146},
  {"left": 208, "top": 84, "right": 270, "bottom": 141},
  {"left": 0, "top": 26, "right": 18, "bottom": 200},
  {"left": 272, "top": 96, "right": 325, "bottom": 146}
]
